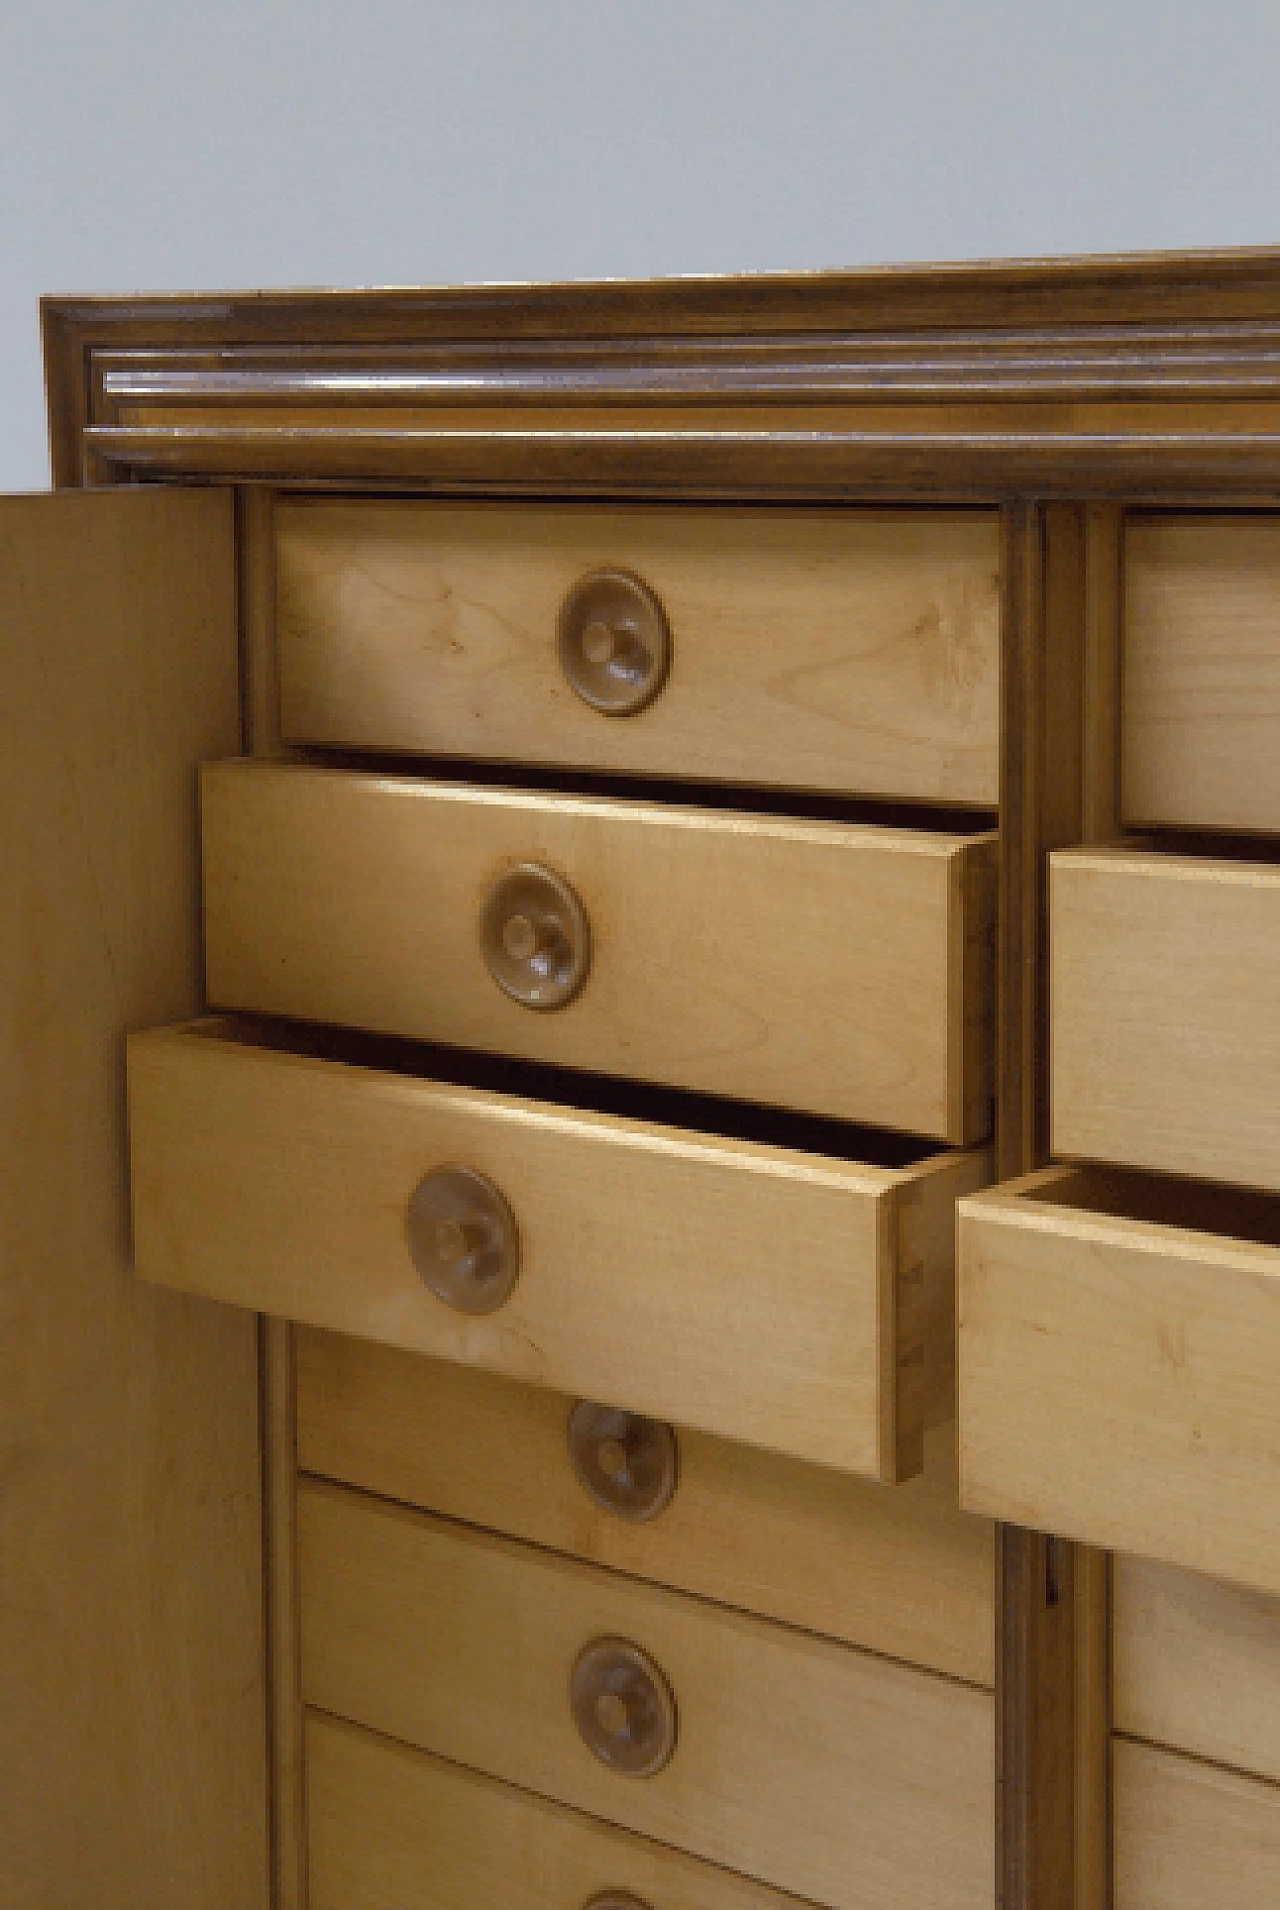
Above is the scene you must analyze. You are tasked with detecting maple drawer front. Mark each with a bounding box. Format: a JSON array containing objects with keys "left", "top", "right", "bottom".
[
  {"left": 296, "top": 1333, "right": 996, "bottom": 1685},
  {"left": 306, "top": 1712, "right": 815, "bottom": 1910},
  {"left": 958, "top": 1166, "right": 1280, "bottom": 1594},
  {"left": 299, "top": 1483, "right": 996, "bottom": 1910},
  {"left": 276, "top": 500, "right": 1001, "bottom": 806},
  {"left": 1124, "top": 514, "right": 1280, "bottom": 833},
  {"left": 201, "top": 761, "right": 996, "bottom": 1143},
  {"left": 1051, "top": 847, "right": 1280, "bottom": 1190},
  {"left": 1115, "top": 1737, "right": 1280, "bottom": 1910},
  {"left": 129, "top": 1021, "right": 991, "bottom": 1482}
]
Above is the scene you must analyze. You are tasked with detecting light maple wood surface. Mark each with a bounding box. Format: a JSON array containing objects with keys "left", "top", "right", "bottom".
[
  {"left": 1124, "top": 513, "right": 1280, "bottom": 832},
  {"left": 201, "top": 760, "right": 996, "bottom": 1142},
  {"left": 275, "top": 500, "right": 1001, "bottom": 805},
  {"left": 1115, "top": 1737, "right": 1280, "bottom": 1909},
  {"left": 957, "top": 1166, "right": 1280, "bottom": 1593},
  {"left": 1051, "top": 846, "right": 1280, "bottom": 1190},
  {"left": 0, "top": 491, "right": 267, "bottom": 1909},
  {"left": 298, "top": 1481, "right": 996, "bottom": 1910},
  {"left": 307, "top": 1711, "right": 816, "bottom": 1910},
  {"left": 296, "top": 1332, "right": 995, "bottom": 1686},
  {"left": 129, "top": 1020, "right": 990, "bottom": 1480},
  {"left": 1115, "top": 1555, "right": 1280, "bottom": 1782}
]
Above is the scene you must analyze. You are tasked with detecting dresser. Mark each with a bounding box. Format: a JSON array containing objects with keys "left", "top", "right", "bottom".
[{"left": 9, "top": 252, "right": 1280, "bottom": 1910}]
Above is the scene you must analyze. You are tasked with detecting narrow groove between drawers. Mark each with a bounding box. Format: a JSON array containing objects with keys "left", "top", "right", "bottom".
[
  {"left": 1115, "top": 1730, "right": 1280, "bottom": 1796},
  {"left": 304, "top": 1703, "right": 828, "bottom": 1908},
  {"left": 296, "top": 1470, "right": 994, "bottom": 1695}
]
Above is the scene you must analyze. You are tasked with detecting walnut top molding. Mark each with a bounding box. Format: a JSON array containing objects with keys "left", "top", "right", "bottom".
[{"left": 43, "top": 246, "right": 1280, "bottom": 497}]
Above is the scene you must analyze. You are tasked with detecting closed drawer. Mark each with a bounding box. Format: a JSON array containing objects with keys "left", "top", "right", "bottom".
[
  {"left": 299, "top": 1481, "right": 996, "bottom": 1910},
  {"left": 297, "top": 1333, "right": 996, "bottom": 1685},
  {"left": 276, "top": 501, "right": 1001, "bottom": 806},
  {"left": 129, "top": 1020, "right": 991, "bottom": 1480},
  {"left": 957, "top": 1165, "right": 1280, "bottom": 1591},
  {"left": 1051, "top": 846, "right": 1280, "bottom": 1189},
  {"left": 1116, "top": 1556, "right": 1280, "bottom": 1782},
  {"left": 308, "top": 1711, "right": 812, "bottom": 1910},
  {"left": 1115, "top": 1737, "right": 1280, "bottom": 1910},
  {"left": 1124, "top": 514, "right": 1280, "bottom": 833},
  {"left": 202, "top": 761, "right": 996, "bottom": 1142}
]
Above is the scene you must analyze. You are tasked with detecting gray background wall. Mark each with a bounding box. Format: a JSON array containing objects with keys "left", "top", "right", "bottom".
[{"left": 3, "top": 0, "right": 1278, "bottom": 490}]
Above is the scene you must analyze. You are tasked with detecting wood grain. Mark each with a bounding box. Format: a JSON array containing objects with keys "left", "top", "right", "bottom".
[
  {"left": 298, "top": 1481, "right": 996, "bottom": 1910},
  {"left": 129, "top": 1020, "right": 990, "bottom": 1480},
  {"left": 201, "top": 760, "right": 997, "bottom": 1142},
  {"left": 307, "top": 1712, "right": 815, "bottom": 1910},
  {"left": 275, "top": 500, "right": 999, "bottom": 807},
  {"left": 296, "top": 1332, "right": 995, "bottom": 1686},
  {"left": 1124, "top": 514, "right": 1280, "bottom": 832},
  {"left": 1115, "top": 1555, "right": 1280, "bottom": 1782},
  {"left": 1115, "top": 1736, "right": 1280, "bottom": 1909},
  {"left": 0, "top": 490, "right": 266, "bottom": 1909},
  {"left": 958, "top": 1166, "right": 1280, "bottom": 1595},
  {"left": 1051, "top": 846, "right": 1280, "bottom": 1190}
]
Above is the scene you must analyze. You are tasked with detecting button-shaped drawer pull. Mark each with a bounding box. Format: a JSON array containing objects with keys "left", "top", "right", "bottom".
[
  {"left": 480, "top": 862, "right": 591, "bottom": 1010},
  {"left": 569, "top": 1401, "right": 678, "bottom": 1522},
  {"left": 570, "top": 1638, "right": 677, "bottom": 1777},
  {"left": 583, "top": 1895, "right": 653, "bottom": 1910},
  {"left": 558, "top": 568, "right": 672, "bottom": 716},
  {"left": 406, "top": 1166, "right": 519, "bottom": 1314}
]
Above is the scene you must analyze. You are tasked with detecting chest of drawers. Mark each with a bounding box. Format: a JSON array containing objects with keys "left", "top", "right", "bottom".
[{"left": 13, "top": 252, "right": 1280, "bottom": 1910}]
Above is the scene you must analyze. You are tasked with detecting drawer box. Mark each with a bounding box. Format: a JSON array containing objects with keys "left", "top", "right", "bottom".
[
  {"left": 297, "top": 1333, "right": 995, "bottom": 1685},
  {"left": 1124, "top": 514, "right": 1280, "bottom": 833},
  {"left": 299, "top": 1481, "right": 996, "bottom": 1910},
  {"left": 1051, "top": 846, "right": 1280, "bottom": 1189},
  {"left": 202, "top": 761, "right": 996, "bottom": 1142},
  {"left": 1115, "top": 1737, "right": 1280, "bottom": 1910},
  {"left": 957, "top": 1165, "right": 1280, "bottom": 1591},
  {"left": 307, "top": 1712, "right": 811, "bottom": 1910},
  {"left": 276, "top": 500, "right": 1001, "bottom": 806},
  {"left": 1116, "top": 1556, "right": 1280, "bottom": 1783},
  {"left": 129, "top": 1020, "right": 991, "bottom": 1480}
]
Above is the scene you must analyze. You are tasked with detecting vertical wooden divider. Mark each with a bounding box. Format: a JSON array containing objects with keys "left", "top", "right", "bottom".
[
  {"left": 996, "top": 502, "right": 1110, "bottom": 1910},
  {"left": 238, "top": 485, "right": 308, "bottom": 1910}
]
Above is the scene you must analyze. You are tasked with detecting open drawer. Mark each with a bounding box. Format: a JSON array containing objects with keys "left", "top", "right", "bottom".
[
  {"left": 128, "top": 1018, "right": 991, "bottom": 1482},
  {"left": 958, "top": 1164, "right": 1280, "bottom": 1591}
]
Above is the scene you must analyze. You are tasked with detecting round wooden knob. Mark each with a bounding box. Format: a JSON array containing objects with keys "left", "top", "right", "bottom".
[
  {"left": 570, "top": 1638, "right": 677, "bottom": 1777},
  {"left": 557, "top": 569, "right": 672, "bottom": 716},
  {"left": 583, "top": 1895, "right": 653, "bottom": 1910},
  {"left": 479, "top": 862, "right": 590, "bottom": 1010},
  {"left": 405, "top": 1166, "right": 519, "bottom": 1314},
  {"left": 568, "top": 1402, "right": 679, "bottom": 1522}
]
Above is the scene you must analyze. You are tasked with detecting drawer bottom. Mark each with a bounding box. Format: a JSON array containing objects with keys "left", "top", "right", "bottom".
[{"left": 307, "top": 1710, "right": 814, "bottom": 1909}]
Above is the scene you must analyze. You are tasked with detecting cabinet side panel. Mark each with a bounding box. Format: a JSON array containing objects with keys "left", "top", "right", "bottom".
[{"left": 0, "top": 490, "right": 267, "bottom": 1909}]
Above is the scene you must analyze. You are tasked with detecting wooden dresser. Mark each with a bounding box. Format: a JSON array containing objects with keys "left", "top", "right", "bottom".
[{"left": 9, "top": 250, "right": 1280, "bottom": 1909}]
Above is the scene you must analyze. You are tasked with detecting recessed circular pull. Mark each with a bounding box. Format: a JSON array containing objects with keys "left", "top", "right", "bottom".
[
  {"left": 583, "top": 1895, "right": 653, "bottom": 1910},
  {"left": 558, "top": 568, "right": 672, "bottom": 716},
  {"left": 480, "top": 862, "right": 590, "bottom": 1010},
  {"left": 569, "top": 1402, "right": 678, "bottom": 1523},
  {"left": 406, "top": 1166, "right": 519, "bottom": 1314},
  {"left": 570, "top": 1638, "right": 677, "bottom": 1778}
]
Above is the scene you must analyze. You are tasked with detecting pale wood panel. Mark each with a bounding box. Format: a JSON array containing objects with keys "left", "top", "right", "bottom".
[
  {"left": 296, "top": 1332, "right": 995, "bottom": 1685},
  {"left": 201, "top": 760, "right": 997, "bottom": 1142},
  {"left": 1124, "top": 514, "right": 1280, "bottom": 832},
  {"left": 130, "top": 1021, "right": 991, "bottom": 1480},
  {"left": 275, "top": 501, "right": 1001, "bottom": 806},
  {"left": 957, "top": 1168, "right": 1280, "bottom": 1595},
  {"left": 307, "top": 1712, "right": 815, "bottom": 1910},
  {"left": 298, "top": 1481, "right": 996, "bottom": 1910},
  {"left": 0, "top": 491, "right": 267, "bottom": 1909},
  {"left": 1115, "top": 1555, "right": 1280, "bottom": 1782},
  {"left": 1051, "top": 847, "right": 1280, "bottom": 1190},
  {"left": 1115, "top": 1737, "right": 1280, "bottom": 1910}
]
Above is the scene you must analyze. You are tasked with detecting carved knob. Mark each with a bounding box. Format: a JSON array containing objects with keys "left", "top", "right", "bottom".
[
  {"left": 570, "top": 1638, "right": 677, "bottom": 1777},
  {"left": 406, "top": 1166, "right": 519, "bottom": 1314},
  {"left": 558, "top": 569, "right": 672, "bottom": 716},
  {"left": 480, "top": 862, "right": 591, "bottom": 1010},
  {"left": 569, "top": 1402, "right": 679, "bottom": 1522}
]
